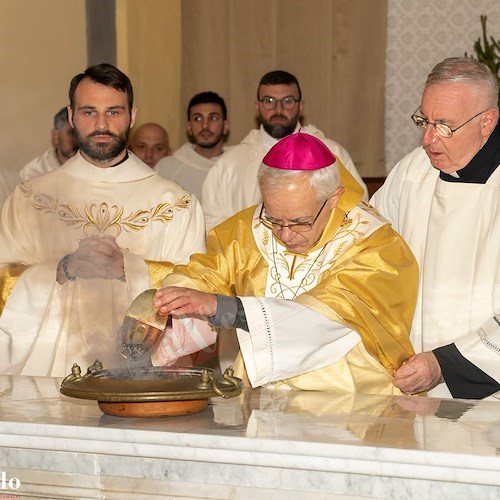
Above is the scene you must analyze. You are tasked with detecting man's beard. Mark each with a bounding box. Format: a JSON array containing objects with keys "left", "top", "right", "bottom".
[
  {"left": 76, "top": 129, "right": 129, "bottom": 162},
  {"left": 195, "top": 131, "right": 224, "bottom": 149},
  {"left": 261, "top": 113, "right": 299, "bottom": 139}
]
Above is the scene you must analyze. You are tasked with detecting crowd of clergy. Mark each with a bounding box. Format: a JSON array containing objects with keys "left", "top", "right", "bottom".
[{"left": 0, "top": 57, "right": 498, "bottom": 401}]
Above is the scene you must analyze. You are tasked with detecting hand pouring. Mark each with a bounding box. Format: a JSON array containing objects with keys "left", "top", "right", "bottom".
[{"left": 119, "top": 288, "right": 167, "bottom": 361}]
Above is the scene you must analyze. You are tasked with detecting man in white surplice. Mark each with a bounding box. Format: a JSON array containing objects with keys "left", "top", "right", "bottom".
[
  {"left": 18, "top": 107, "right": 78, "bottom": 181},
  {"left": 371, "top": 57, "right": 500, "bottom": 399},
  {"left": 201, "top": 70, "right": 368, "bottom": 232},
  {"left": 0, "top": 63, "right": 206, "bottom": 377},
  {"left": 155, "top": 91, "right": 230, "bottom": 201}
]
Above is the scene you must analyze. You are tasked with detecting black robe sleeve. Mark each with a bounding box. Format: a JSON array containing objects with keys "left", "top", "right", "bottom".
[{"left": 433, "top": 343, "right": 500, "bottom": 399}]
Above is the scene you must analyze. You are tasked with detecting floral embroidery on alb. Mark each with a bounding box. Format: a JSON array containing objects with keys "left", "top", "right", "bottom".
[{"left": 20, "top": 182, "right": 191, "bottom": 236}]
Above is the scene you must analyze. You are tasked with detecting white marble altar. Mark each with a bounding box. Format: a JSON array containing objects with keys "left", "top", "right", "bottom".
[{"left": 0, "top": 374, "right": 499, "bottom": 499}]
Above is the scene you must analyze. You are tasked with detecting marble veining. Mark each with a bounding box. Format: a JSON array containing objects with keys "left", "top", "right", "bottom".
[{"left": 0, "top": 375, "right": 500, "bottom": 499}]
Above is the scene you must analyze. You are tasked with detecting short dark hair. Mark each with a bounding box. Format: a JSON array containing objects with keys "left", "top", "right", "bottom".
[
  {"left": 53, "top": 107, "right": 69, "bottom": 129},
  {"left": 187, "top": 91, "right": 227, "bottom": 120},
  {"left": 68, "top": 63, "right": 134, "bottom": 111},
  {"left": 257, "top": 70, "right": 302, "bottom": 100}
]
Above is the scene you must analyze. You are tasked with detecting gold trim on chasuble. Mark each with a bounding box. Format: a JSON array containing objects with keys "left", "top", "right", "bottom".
[
  {"left": 20, "top": 181, "right": 191, "bottom": 237},
  {"left": 253, "top": 203, "right": 380, "bottom": 300},
  {"left": 145, "top": 260, "right": 176, "bottom": 289},
  {"left": 0, "top": 263, "right": 29, "bottom": 315},
  {"left": 247, "top": 203, "right": 404, "bottom": 392}
]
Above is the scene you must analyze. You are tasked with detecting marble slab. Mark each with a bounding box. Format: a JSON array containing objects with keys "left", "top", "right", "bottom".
[{"left": 0, "top": 375, "right": 499, "bottom": 499}]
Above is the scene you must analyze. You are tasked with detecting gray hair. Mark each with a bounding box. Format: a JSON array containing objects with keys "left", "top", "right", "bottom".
[
  {"left": 257, "top": 162, "right": 341, "bottom": 203},
  {"left": 425, "top": 57, "right": 499, "bottom": 109},
  {"left": 53, "top": 107, "right": 70, "bottom": 130}
]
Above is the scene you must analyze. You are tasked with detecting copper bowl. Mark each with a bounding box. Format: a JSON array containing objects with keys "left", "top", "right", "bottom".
[{"left": 60, "top": 361, "right": 242, "bottom": 418}]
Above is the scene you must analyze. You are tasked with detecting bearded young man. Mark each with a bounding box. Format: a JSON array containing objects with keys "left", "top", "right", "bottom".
[
  {"left": 0, "top": 63, "right": 205, "bottom": 377},
  {"left": 201, "top": 70, "right": 367, "bottom": 232},
  {"left": 155, "top": 91, "right": 230, "bottom": 201}
]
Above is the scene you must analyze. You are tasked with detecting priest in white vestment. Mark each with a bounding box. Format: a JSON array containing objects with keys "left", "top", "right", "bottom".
[
  {"left": 201, "top": 70, "right": 368, "bottom": 232},
  {"left": 155, "top": 91, "right": 230, "bottom": 201},
  {"left": 151, "top": 132, "right": 418, "bottom": 394},
  {"left": 371, "top": 57, "right": 500, "bottom": 399},
  {"left": 0, "top": 64, "right": 206, "bottom": 377},
  {"left": 19, "top": 107, "right": 78, "bottom": 181}
]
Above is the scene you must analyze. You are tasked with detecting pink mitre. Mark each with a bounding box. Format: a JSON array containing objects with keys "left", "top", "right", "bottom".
[{"left": 262, "top": 131, "right": 336, "bottom": 170}]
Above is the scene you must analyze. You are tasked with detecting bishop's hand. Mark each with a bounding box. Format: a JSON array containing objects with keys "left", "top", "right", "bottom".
[{"left": 154, "top": 286, "right": 217, "bottom": 319}]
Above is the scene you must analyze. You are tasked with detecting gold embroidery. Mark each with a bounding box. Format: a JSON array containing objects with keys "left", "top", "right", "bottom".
[
  {"left": 121, "top": 208, "right": 151, "bottom": 232},
  {"left": 32, "top": 193, "right": 58, "bottom": 213},
  {"left": 19, "top": 181, "right": 32, "bottom": 198},
  {"left": 23, "top": 187, "right": 191, "bottom": 237},
  {"left": 151, "top": 196, "right": 191, "bottom": 223},
  {"left": 288, "top": 254, "right": 299, "bottom": 280},
  {"left": 270, "top": 242, "right": 326, "bottom": 299},
  {"left": 266, "top": 209, "right": 372, "bottom": 300},
  {"left": 262, "top": 228, "right": 269, "bottom": 246}
]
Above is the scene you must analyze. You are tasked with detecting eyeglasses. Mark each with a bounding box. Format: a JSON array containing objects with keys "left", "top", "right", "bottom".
[
  {"left": 259, "top": 199, "right": 328, "bottom": 233},
  {"left": 258, "top": 96, "right": 301, "bottom": 110},
  {"left": 411, "top": 107, "right": 487, "bottom": 138}
]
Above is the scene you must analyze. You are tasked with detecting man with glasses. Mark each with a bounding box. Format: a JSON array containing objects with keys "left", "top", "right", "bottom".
[
  {"left": 201, "top": 70, "right": 367, "bottom": 231},
  {"left": 150, "top": 132, "right": 418, "bottom": 393},
  {"left": 371, "top": 57, "right": 500, "bottom": 399}
]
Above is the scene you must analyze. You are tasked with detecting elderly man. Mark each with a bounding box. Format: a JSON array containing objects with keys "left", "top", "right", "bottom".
[
  {"left": 0, "top": 63, "right": 205, "bottom": 377},
  {"left": 201, "top": 70, "right": 367, "bottom": 231},
  {"left": 152, "top": 132, "right": 418, "bottom": 393},
  {"left": 155, "top": 91, "right": 229, "bottom": 200},
  {"left": 371, "top": 57, "right": 500, "bottom": 399},
  {"left": 129, "top": 122, "right": 171, "bottom": 168},
  {"left": 19, "top": 107, "right": 78, "bottom": 180}
]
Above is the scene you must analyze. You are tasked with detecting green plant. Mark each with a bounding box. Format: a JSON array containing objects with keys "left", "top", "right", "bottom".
[{"left": 465, "top": 15, "right": 500, "bottom": 105}]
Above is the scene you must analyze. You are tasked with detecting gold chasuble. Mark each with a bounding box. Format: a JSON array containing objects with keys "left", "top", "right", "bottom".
[{"left": 164, "top": 163, "right": 418, "bottom": 394}]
